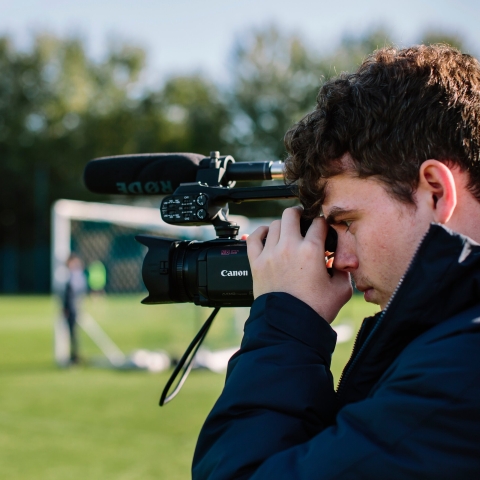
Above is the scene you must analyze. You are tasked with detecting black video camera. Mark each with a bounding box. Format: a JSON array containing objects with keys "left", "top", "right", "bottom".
[{"left": 84, "top": 150, "right": 337, "bottom": 308}]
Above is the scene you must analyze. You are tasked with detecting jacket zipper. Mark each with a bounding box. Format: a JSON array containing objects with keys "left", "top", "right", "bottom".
[{"left": 336, "top": 229, "right": 430, "bottom": 399}]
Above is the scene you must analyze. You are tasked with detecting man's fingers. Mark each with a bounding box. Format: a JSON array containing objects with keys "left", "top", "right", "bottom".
[
  {"left": 247, "top": 226, "right": 269, "bottom": 262},
  {"left": 304, "top": 216, "right": 329, "bottom": 246},
  {"left": 264, "top": 220, "right": 281, "bottom": 249},
  {"left": 278, "top": 207, "right": 303, "bottom": 243}
]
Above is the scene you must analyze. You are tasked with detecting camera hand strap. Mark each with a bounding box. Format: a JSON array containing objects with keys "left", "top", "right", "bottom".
[{"left": 159, "top": 307, "right": 221, "bottom": 406}]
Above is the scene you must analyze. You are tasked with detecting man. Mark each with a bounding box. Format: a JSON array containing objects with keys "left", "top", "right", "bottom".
[
  {"left": 193, "top": 45, "right": 480, "bottom": 478},
  {"left": 62, "top": 254, "right": 87, "bottom": 364}
]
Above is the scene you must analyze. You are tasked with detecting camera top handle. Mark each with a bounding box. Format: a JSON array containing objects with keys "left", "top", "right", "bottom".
[{"left": 161, "top": 151, "right": 297, "bottom": 239}]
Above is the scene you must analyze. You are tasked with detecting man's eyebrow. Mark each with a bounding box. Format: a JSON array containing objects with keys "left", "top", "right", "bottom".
[{"left": 324, "top": 207, "right": 359, "bottom": 224}]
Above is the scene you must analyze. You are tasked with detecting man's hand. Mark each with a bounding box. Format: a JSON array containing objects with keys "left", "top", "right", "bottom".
[{"left": 247, "top": 207, "right": 352, "bottom": 323}]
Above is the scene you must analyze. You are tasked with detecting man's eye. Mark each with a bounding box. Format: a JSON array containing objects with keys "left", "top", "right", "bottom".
[{"left": 342, "top": 220, "right": 353, "bottom": 231}]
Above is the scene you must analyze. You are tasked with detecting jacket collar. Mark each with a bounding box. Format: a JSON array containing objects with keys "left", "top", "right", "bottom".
[{"left": 337, "top": 223, "right": 480, "bottom": 404}]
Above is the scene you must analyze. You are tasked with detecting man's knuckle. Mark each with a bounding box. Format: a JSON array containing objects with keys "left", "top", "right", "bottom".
[
  {"left": 270, "top": 219, "right": 281, "bottom": 229},
  {"left": 282, "top": 207, "right": 298, "bottom": 218},
  {"left": 301, "top": 240, "right": 319, "bottom": 255}
]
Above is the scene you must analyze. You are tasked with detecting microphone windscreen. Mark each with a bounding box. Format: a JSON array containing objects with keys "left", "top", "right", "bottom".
[{"left": 84, "top": 153, "right": 204, "bottom": 195}]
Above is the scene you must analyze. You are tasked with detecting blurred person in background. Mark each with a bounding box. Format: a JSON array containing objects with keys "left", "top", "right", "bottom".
[
  {"left": 62, "top": 254, "right": 87, "bottom": 365},
  {"left": 193, "top": 45, "right": 480, "bottom": 478}
]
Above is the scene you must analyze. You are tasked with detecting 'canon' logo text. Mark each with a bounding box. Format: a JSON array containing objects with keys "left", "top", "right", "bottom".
[{"left": 221, "top": 270, "right": 249, "bottom": 277}]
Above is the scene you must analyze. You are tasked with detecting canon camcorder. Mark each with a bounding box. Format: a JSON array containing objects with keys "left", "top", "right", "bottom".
[{"left": 83, "top": 150, "right": 337, "bottom": 308}]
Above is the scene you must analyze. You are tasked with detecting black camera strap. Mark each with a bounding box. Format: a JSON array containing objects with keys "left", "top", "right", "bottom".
[{"left": 159, "top": 307, "right": 221, "bottom": 406}]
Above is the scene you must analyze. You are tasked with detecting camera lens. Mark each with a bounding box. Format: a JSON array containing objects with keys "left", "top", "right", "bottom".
[{"left": 137, "top": 235, "right": 253, "bottom": 307}]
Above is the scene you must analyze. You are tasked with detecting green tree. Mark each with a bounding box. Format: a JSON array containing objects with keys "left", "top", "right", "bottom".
[
  {"left": 0, "top": 34, "right": 229, "bottom": 292},
  {"left": 226, "top": 26, "right": 396, "bottom": 163},
  {"left": 420, "top": 30, "right": 465, "bottom": 51},
  {"left": 226, "top": 25, "right": 323, "bottom": 162}
]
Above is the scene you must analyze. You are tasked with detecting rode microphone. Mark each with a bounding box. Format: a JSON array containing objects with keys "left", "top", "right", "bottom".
[
  {"left": 83, "top": 152, "right": 285, "bottom": 195},
  {"left": 83, "top": 153, "right": 203, "bottom": 195}
]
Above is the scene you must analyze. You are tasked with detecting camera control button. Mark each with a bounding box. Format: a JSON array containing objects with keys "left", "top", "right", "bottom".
[
  {"left": 196, "top": 194, "right": 207, "bottom": 206},
  {"left": 197, "top": 209, "right": 207, "bottom": 220}
]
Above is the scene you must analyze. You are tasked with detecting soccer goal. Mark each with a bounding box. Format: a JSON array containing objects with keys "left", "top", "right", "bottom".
[{"left": 51, "top": 199, "right": 257, "bottom": 369}]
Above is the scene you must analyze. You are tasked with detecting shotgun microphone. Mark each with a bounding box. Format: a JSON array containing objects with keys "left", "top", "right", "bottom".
[
  {"left": 83, "top": 153, "right": 203, "bottom": 195},
  {"left": 83, "top": 152, "right": 285, "bottom": 195}
]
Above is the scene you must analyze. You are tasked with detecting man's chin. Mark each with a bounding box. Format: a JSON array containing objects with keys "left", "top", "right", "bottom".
[
  {"left": 363, "top": 287, "right": 374, "bottom": 302},
  {"left": 354, "top": 279, "right": 383, "bottom": 307},
  {"left": 363, "top": 287, "right": 382, "bottom": 306}
]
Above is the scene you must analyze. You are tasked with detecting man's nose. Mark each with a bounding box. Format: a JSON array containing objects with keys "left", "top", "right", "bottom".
[{"left": 332, "top": 235, "right": 359, "bottom": 272}]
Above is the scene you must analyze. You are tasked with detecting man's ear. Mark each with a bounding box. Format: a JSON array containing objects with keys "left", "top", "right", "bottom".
[{"left": 418, "top": 160, "right": 457, "bottom": 223}]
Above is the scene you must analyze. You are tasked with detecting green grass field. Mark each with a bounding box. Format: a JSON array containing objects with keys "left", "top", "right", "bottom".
[{"left": 0, "top": 294, "right": 378, "bottom": 479}]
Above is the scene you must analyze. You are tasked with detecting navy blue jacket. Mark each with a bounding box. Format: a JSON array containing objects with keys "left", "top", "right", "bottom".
[{"left": 193, "top": 224, "right": 480, "bottom": 479}]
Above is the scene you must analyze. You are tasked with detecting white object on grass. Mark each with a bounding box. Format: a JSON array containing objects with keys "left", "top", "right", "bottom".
[{"left": 332, "top": 323, "right": 354, "bottom": 343}]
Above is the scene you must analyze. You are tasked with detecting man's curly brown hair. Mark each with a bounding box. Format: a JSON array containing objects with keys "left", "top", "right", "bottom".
[{"left": 284, "top": 44, "right": 480, "bottom": 218}]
